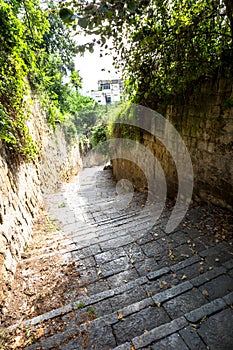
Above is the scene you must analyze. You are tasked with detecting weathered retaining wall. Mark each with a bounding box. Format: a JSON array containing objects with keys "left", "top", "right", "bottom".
[
  {"left": 0, "top": 99, "right": 82, "bottom": 306},
  {"left": 112, "top": 69, "right": 233, "bottom": 210}
]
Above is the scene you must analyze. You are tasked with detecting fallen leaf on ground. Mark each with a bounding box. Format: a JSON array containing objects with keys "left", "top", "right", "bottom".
[
  {"left": 159, "top": 280, "right": 167, "bottom": 289},
  {"left": 12, "top": 335, "right": 24, "bottom": 349},
  {"left": 181, "top": 254, "right": 189, "bottom": 258},
  {"left": 118, "top": 312, "right": 124, "bottom": 320},
  {"left": 199, "top": 267, "right": 204, "bottom": 274},
  {"left": 168, "top": 248, "right": 175, "bottom": 260},
  {"left": 202, "top": 289, "right": 209, "bottom": 296},
  {"left": 35, "top": 327, "right": 44, "bottom": 339}
]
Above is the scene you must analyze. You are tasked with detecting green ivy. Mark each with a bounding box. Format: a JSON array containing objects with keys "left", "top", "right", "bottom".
[
  {"left": 0, "top": 0, "right": 48, "bottom": 160},
  {"left": 90, "top": 123, "right": 107, "bottom": 148},
  {"left": 107, "top": 101, "right": 140, "bottom": 142},
  {"left": 0, "top": 0, "right": 83, "bottom": 160}
]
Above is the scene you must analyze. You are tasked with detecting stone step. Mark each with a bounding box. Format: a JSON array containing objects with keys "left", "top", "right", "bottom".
[
  {"left": 58, "top": 216, "right": 156, "bottom": 252},
  {"left": 23, "top": 289, "right": 232, "bottom": 350},
  {"left": 62, "top": 203, "right": 154, "bottom": 228},
  {"left": 7, "top": 252, "right": 232, "bottom": 348},
  {"left": 113, "top": 316, "right": 188, "bottom": 350},
  {"left": 113, "top": 294, "right": 233, "bottom": 350},
  {"left": 61, "top": 210, "right": 153, "bottom": 235}
]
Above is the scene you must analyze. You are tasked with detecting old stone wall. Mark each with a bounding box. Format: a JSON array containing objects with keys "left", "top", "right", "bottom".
[
  {"left": 0, "top": 99, "right": 82, "bottom": 306},
  {"left": 112, "top": 69, "right": 233, "bottom": 210}
]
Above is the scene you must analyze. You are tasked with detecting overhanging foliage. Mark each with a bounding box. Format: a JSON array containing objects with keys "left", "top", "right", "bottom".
[{"left": 59, "top": 0, "right": 233, "bottom": 105}]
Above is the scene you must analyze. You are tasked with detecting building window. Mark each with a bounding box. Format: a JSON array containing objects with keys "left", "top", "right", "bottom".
[
  {"left": 106, "top": 96, "right": 111, "bottom": 104},
  {"left": 102, "top": 84, "right": 110, "bottom": 90}
]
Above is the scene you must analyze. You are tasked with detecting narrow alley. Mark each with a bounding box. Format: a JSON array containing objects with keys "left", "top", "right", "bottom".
[{"left": 2, "top": 166, "right": 233, "bottom": 349}]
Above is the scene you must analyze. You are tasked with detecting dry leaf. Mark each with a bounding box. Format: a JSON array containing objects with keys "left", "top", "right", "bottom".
[
  {"left": 156, "top": 302, "right": 161, "bottom": 307},
  {"left": 118, "top": 312, "right": 124, "bottom": 320},
  {"left": 12, "top": 335, "right": 24, "bottom": 349},
  {"left": 35, "top": 327, "right": 44, "bottom": 339},
  {"left": 190, "top": 323, "right": 198, "bottom": 329},
  {"left": 181, "top": 254, "right": 189, "bottom": 258},
  {"left": 159, "top": 280, "right": 167, "bottom": 289},
  {"left": 30, "top": 305, "right": 35, "bottom": 313},
  {"left": 199, "top": 267, "right": 204, "bottom": 274},
  {"left": 181, "top": 274, "right": 187, "bottom": 280},
  {"left": 168, "top": 249, "right": 175, "bottom": 260},
  {"left": 202, "top": 289, "right": 209, "bottom": 296}
]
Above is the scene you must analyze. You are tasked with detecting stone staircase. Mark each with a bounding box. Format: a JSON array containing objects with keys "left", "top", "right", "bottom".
[{"left": 8, "top": 167, "right": 233, "bottom": 349}]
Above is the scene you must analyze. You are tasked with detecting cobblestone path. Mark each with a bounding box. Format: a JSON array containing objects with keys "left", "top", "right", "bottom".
[{"left": 21, "top": 167, "right": 233, "bottom": 349}]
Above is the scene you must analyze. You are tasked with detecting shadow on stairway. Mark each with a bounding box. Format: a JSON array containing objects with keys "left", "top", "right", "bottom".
[{"left": 1, "top": 167, "right": 233, "bottom": 349}]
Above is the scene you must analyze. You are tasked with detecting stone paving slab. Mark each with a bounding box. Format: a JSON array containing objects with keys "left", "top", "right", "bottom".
[
  {"left": 152, "top": 281, "right": 193, "bottom": 304},
  {"left": 131, "top": 317, "right": 188, "bottom": 349},
  {"left": 17, "top": 166, "right": 233, "bottom": 350},
  {"left": 150, "top": 333, "right": 189, "bottom": 350},
  {"left": 163, "top": 289, "right": 207, "bottom": 319},
  {"left": 185, "top": 298, "right": 226, "bottom": 323},
  {"left": 179, "top": 326, "right": 207, "bottom": 350},
  {"left": 197, "top": 308, "right": 233, "bottom": 350}
]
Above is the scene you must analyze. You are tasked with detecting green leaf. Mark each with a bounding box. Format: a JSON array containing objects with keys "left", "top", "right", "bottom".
[
  {"left": 78, "top": 17, "right": 89, "bottom": 29},
  {"left": 76, "top": 302, "right": 85, "bottom": 309},
  {"left": 128, "top": 1, "right": 136, "bottom": 12},
  {"left": 89, "top": 45, "right": 94, "bottom": 53},
  {"left": 59, "top": 8, "right": 74, "bottom": 23}
]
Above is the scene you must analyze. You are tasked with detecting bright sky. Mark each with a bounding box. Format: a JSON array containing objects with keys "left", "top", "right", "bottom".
[{"left": 74, "top": 35, "right": 121, "bottom": 94}]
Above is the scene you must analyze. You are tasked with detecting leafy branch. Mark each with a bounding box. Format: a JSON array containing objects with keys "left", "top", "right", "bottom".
[{"left": 58, "top": 0, "right": 232, "bottom": 107}]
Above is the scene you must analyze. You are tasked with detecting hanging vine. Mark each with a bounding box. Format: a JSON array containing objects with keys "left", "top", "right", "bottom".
[{"left": 0, "top": 0, "right": 49, "bottom": 160}]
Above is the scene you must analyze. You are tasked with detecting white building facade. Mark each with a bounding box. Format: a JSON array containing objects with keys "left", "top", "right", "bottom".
[{"left": 89, "top": 79, "right": 124, "bottom": 105}]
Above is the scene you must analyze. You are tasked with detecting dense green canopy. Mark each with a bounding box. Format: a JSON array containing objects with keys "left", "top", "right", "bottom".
[
  {"left": 0, "top": 0, "right": 100, "bottom": 158},
  {"left": 59, "top": 0, "right": 233, "bottom": 105},
  {"left": 0, "top": 0, "right": 232, "bottom": 158}
]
